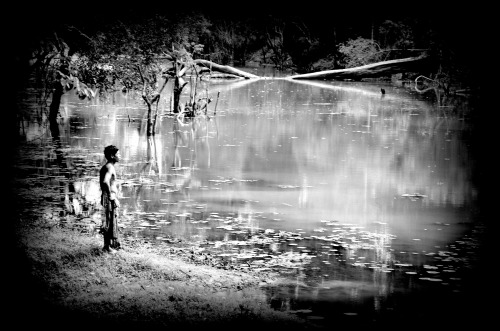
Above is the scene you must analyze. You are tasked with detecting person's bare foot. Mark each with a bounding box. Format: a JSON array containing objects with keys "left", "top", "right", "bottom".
[{"left": 103, "top": 247, "right": 117, "bottom": 254}]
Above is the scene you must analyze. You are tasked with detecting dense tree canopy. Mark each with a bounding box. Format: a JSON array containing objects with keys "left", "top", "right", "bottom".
[
  {"left": 8, "top": 3, "right": 484, "bottom": 132},
  {"left": 13, "top": 6, "right": 482, "bottom": 76}
]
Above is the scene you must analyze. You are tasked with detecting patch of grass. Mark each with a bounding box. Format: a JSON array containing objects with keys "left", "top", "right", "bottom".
[{"left": 11, "top": 222, "right": 315, "bottom": 330}]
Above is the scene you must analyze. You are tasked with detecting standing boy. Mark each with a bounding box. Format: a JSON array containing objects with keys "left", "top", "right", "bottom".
[{"left": 100, "top": 145, "right": 121, "bottom": 252}]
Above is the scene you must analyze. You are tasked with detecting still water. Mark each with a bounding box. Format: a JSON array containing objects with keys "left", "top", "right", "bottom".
[{"left": 17, "top": 76, "right": 482, "bottom": 325}]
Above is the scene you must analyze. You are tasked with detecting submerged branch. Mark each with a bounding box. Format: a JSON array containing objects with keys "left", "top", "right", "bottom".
[{"left": 414, "top": 75, "right": 439, "bottom": 93}]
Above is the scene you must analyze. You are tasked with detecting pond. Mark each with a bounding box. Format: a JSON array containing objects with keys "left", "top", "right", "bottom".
[{"left": 15, "top": 75, "right": 483, "bottom": 326}]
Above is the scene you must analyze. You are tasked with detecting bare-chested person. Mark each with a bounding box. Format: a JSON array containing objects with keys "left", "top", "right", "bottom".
[{"left": 99, "top": 145, "right": 121, "bottom": 252}]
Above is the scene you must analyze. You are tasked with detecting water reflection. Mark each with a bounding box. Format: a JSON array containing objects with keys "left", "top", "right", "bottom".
[{"left": 16, "top": 77, "right": 481, "bottom": 323}]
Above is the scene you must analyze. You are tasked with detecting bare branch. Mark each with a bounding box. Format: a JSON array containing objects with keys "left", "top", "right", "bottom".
[
  {"left": 151, "top": 77, "right": 169, "bottom": 104},
  {"left": 136, "top": 64, "right": 148, "bottom": 99},
  {"left": 66, "top": 25, "right": 94, "bottom": 42}
]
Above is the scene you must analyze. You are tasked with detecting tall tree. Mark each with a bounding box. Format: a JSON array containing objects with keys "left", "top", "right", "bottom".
[
  {"left": 30, "top": 32, "right": 96, "bottom": 123},
  {"left": 85, "top": 16, "right": 207, "bottom": 135}
]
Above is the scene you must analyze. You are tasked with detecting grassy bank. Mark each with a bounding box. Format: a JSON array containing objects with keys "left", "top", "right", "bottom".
[{"left": 8, "top": 212, "right": 315, "bottom": 330}]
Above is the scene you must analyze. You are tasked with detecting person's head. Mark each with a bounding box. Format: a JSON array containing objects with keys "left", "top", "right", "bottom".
[{"left": 104, "top": 145, "right": 120, "bottom": 163}]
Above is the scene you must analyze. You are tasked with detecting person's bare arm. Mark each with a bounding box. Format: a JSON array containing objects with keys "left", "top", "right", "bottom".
[{"left": 107, "top": 165, "right": 120, "bottom": 207}]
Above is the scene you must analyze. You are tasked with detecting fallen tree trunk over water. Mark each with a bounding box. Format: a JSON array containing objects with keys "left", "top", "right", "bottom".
[
  {"left": 288, "top": 56, "right": 431, "bottom": 81},
  {"left": 194, "top": 59, "right": 259, "bottom": 79}
]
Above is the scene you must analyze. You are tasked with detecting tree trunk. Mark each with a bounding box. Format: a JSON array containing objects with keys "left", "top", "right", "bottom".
[
  {"left": 49, "top": 83, "right": 63, "bottom": 122},
  {"left": 152, "top": 99, "right": 159, "bottom": 132},
  {"left": 146, "top": 103, "right": 154, "bottom": 136},
  {"left": 288, "top": 56, "right": 430, "bottom": 81},
  {"left": 49, "top": 117, "right": 60, "bottom": 139},
  {"left": 194, "top": 59, "right": 259, "bottom": 79},
  {"left": 173, "top": 77, "right": 187, "bottom": 114}
]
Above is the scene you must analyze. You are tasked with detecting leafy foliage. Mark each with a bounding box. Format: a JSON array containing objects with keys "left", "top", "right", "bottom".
[
  {"left": 337, "top": 37, "right": 382, "bottom": 68},
  {"left": 79, "top": 16, "right": 211, "bottom": 134},
  {"left": 87, "top": 17, "right": 170, "bottom": 96},
  {"left": 85, "top": 16, "right": 206, "bottom": 97},
  {"left": 378, "top": 20, "right": 415, "bottom": 50},
  {"left": 30, "top": 33, "right": 96, "bottom": 105},
  {"left": 264, "top": 20, "right": 293, "bottom": 70}
]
